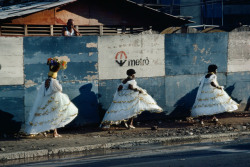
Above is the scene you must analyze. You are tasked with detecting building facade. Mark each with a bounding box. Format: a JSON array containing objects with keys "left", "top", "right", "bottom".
[
  {"left": 132, "top": 0, "right": 250, "bottom": 29},
  {"left": 0, "top": 0, "right": 191, "bottom": 36}
]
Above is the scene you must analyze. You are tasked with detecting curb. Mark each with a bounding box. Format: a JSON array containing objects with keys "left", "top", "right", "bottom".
[{"left": 1, "top": 131, "right": 250, "bottom": 161}]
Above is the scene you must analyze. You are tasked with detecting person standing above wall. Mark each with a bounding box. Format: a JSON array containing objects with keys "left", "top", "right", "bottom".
[{"left": 62, "top": 19, "right": 81, "bottom": 36}]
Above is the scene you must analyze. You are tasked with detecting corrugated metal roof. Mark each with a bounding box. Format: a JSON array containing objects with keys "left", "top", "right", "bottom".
[{"left": 0, "top": 0, "right": 76, "bottom": 20}]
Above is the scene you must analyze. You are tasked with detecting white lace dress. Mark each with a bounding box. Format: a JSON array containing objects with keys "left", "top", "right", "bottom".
[
  {"left": 101, "top": 79, "right": 163, "bottom": 125},
  {"left": 191, "top": 74, "right": 238, "bottom": 117},
  {"left": 24, "top": 78, "right": 78, "bottom": 134}
]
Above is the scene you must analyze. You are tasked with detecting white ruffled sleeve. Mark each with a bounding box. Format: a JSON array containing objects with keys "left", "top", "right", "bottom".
[
  {"left": 127, "top": 79, "right": 146, "bottom": 93},
  {"left": 127, "top": 79, "right": 137, "bottom": 87},
  {"left": 51, "top": 79, "right": 62, "bottom": 92},
  {"left": 209, "top": 74, "right": 223, "bottom": 89},
  {"left": 209, "top": 74, "right": 217, "bottom": 83}
]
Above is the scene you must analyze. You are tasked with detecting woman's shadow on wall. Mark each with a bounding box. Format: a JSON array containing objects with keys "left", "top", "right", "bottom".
[
  {"left": 244, "top": 96, "right": 250, "bottom": 111},
  {"left": 170, "top": 83, "right": 241, "bottom": 118},
  {"left": 169, "top": 87, "right": 198, "bottom": 118},
  {"left": 225, "top": 83, "right": 242, "bottom": 104},
  {"left": 71, "top": 83, "right": 100, "bottom": 126},
  {"left": 0, "top": 110, "right": 21, "bottom": 138}
]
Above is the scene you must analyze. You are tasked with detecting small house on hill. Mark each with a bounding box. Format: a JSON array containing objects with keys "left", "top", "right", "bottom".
[{"left": 0, "top": 0, "right": 193, "bottom": 36}]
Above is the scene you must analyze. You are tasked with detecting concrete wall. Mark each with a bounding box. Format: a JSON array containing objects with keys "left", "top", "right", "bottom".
[
  {"left": 0, "top": 32, "right": 250, "bottom": 133},
  {"left": 228, "top": 32, "right": 250, "bottom": 73},
  {"left": 226, "top": 72, "right": 250, "bottom": 110},
  {"left": 165, "top": 33, "right": 228, "bottom": 75},
  {"left": 0, "top": 37, "right": 24, "bottom": 85},
  {"left": 164, "top": 33, "right": 229, "bottom": 116},
  {"left": 227, "top": 32, "right": 250, "bottom": 110},
  {"left": 98, "top": 35, "right": 165, "bottom": 80},
  {"left": 0, "top": 37, "right": 24, "bottom": 135},
  {"left": 23, "top": 36, "right": 100, "bottom": 126}
]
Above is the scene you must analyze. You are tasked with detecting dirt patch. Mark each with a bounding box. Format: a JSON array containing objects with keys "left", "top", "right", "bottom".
[{"left": 0, "top": 112, "right": 250, "bottom": 154}]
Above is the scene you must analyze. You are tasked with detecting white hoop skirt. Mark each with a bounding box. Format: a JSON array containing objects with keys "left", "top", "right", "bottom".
[
  {"left": 24, "top": 79, "right": 78, "bottom": 135},
  {"left": 191, "top": 74, "right": 238, "bottom": 117},
  {"left": 101, "top": 80, "right": 163, "bottom": 125}
]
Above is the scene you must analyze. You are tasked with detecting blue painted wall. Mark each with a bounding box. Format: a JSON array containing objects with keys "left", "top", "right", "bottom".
[
  {"left": 164, "top": 33, "right": 229, "bottom": 116},
  {"left": 0, "top": 85, "right": 24, "bottom": 122},
  {"left": 1, "top": 32, "right": 250, "bottom": 135},
  {"left": 165, "top": 33, "right": 228, "bottom": 75},
  {"left": 226, "top": 72, "right": 250, "bottom": 111},
  {"left": 136, "top": 77, "right": 165, "bottom": 109},
  {"left": 98, "top": 77, "right": 165, "bottom": 120},
  {"left": 98, "top": 79, "right": 122, "bottom": 119},
  {"left": 23, "top": 37, "right": 100, "bottom": 126},
  {"left": 165, "top": 73, "right": 227, "bottom": 117},
  {"left": 0, "top": 85, "right": 23, "bottom": 136}
]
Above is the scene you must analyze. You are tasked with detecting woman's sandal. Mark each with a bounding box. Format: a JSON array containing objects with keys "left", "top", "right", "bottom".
[
  {"left": 124, "top": 122, "right": 129, "bottom": 129},
  {"left": 212, "top": 117, "right": 219, "bottom": 123},
  {"left": 53, "top": 134, "right": 62, "bottom": 138},
  {"left": 129, "top": 125, "right": 135, "bottom": 129}
]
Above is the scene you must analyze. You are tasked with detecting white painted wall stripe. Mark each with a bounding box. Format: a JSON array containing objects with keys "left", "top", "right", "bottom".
[
  {"left": 228, "top": 32, "right": 250, "bottom": 73},
  {"left": 0, "top": 37, "right": 24, "bottom": 85}
]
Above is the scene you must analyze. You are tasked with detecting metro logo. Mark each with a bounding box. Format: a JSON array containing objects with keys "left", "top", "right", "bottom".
[{"left": 115, "top": 51, "right": 127, "bottom": 66}]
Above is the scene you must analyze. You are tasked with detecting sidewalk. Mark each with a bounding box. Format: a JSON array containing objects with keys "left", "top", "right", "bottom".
[{"left": 0, "top": 111, "right": 250, "bottom": 162}]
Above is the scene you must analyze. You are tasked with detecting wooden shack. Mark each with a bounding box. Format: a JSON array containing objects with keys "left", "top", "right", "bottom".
[{"left": 0, "top": 0, "right": 192, "bottom": 36}]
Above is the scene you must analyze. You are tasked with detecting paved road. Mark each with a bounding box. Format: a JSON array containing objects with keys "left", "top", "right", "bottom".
[{"left": 7, "top": 139, "right": 250, "bottom": 167}]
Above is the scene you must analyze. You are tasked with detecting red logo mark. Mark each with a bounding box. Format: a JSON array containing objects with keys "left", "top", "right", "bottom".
[{"left": 115, "top": 51, "right": 127, "bottom": 66}]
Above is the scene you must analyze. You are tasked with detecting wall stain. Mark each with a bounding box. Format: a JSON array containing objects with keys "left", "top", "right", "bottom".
[
  {"left": 193, "top": 44, "right": 211, "bottom": 55},
  {"left": 94, "top": 63, "right": 98, "bottom": 71},
  {"left": 55, "top": 56, "right": 70, "bottom": 62},
  {"left": 201, "top": 56, "right": 211, "bottom": 64},
  {"left": 86, "top": 43, "right": 97, "bottom": 48},
  {"left": 87, "top": 70, "right": 98, "bottom": 74},
  {"left": 193, "top": 56, "right": 197, "bottom": 64},
  {"left": 200, "top": 48, "right": 205, "bottom": 54},
  {"left": 84, "top": 75, "right": 98, "bottom": 81},
  {"left": 193, "top": 44, "right": 198, "bottom": 52},
  {"left": 25, "top": 80, "right": 37, "bottom": 88},
  {"left": 205, "top": 48, "right": 211, "bottom": 55},
  {"left": 176, "top": 82, "right": 180, "bottom": 88}
]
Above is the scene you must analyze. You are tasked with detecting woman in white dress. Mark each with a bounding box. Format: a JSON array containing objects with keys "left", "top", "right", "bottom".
[
  {"left": 23, "top": 58, "right": 78, "bottom": 137},
  {"left": 100, "top": 69, "right": 163, "bottom": 129},
  {"left": 191, "top": 64, "right": 238, "bottom": 124}
]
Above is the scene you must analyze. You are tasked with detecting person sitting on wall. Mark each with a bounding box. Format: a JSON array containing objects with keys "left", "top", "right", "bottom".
[
  {"left": 100, "top": 69, "right": 163, "bottom": 130},
  {"left": 62, "top": 19, "right": 81, "bottom": 36}
]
